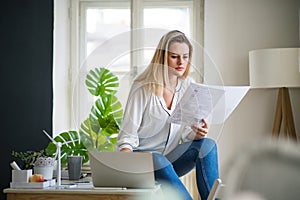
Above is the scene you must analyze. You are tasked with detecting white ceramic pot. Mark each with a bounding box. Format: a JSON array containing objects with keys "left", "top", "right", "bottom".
[
  {"left": 33, "top": 166, "right": 54, "bottom": 180},
  {"left": 34, "top": 157, "right": 55, "bottom": 180}
]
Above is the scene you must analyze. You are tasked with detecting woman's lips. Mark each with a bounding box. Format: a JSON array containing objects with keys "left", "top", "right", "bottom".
[{"left": 176, "top": 66, "right": 185, "bottom": 71}]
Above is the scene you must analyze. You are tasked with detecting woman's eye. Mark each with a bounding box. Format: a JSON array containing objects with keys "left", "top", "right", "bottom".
[{"left": 170, "top": 55, "right": 189, "bottom": 59}]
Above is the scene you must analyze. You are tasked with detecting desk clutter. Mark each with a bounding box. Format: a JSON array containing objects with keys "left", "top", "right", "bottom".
[
  {"left": 6, "top": 160, "right": 162, "bottom": 200},
  {"left": 9, "top": 161, "right": 90, "bottom": 189},
  {"left": 10, "top": 169, "right": 91, "bottom": 189},
  {"left": 10, "top": 169, "right": 56, "bottom": 189}
]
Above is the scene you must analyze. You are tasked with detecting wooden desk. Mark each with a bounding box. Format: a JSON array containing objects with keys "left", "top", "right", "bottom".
[
  {"left": 4, "top": 186, "right": 161, "bottom": 200},
  {"left": 4, "top": 177, "right": 161, "bottom": 200}
]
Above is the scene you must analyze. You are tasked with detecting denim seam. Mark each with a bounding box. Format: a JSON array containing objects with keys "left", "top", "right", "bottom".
[
  {"left": 177, "top": 146, "right": 212, "bottom": 195},
  {"left": 199, "top": 154, "right": 211, "bottom": 192}
]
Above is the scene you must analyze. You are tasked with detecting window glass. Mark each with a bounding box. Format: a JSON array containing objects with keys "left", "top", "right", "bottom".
[
  {"left": 144, "top": 8, "right": 190, "bottom": 33},
  {"left": 84, "top": 5, "right": 191, "bottom": 74},
  {"left": 86, "top": 8, "right": 130, "bottom": 73},
  {"left": 143, "top": 7, "right": 191, "bottom": 65}
]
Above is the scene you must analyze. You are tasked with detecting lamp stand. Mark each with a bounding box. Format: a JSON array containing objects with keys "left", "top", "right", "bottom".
[{"left": 272, "top": 87, "right": 297, "bottom": 141}]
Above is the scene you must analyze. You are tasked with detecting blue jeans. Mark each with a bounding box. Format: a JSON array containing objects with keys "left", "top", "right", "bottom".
[{"left": 153, "top": 138, "right": 219, "bottom": 200}]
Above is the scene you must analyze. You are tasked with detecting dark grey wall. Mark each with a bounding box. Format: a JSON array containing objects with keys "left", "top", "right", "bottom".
[{"left": 0, "top": 1, "right": 53, "bottom": 199}]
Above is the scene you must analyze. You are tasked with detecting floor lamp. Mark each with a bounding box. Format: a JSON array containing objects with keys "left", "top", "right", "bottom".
[{"left": 249, "top": 48, "right": 300, "bottom": 141}]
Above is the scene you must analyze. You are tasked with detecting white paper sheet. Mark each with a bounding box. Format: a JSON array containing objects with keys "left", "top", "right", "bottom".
[{"left": 169, "top": 83, "right": 250, "bottom": 125}]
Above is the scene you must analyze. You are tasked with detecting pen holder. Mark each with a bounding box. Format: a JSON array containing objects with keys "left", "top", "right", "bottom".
[
  {"left": 67, "top": 156, "right": 82, "bottom": 180},
  {"left": 12, "top": 169, "right": 32, "bottom": 183}
]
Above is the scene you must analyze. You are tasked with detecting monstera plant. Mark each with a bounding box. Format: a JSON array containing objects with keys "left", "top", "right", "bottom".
[
  {"left": 79, "top": 67, "right": 123, "bottom": 152},
  {"left": 45, "top": 131, "right": 89, "bottom": 166},
  {"left": 45, "top": 67, "right": 123, "bottom": 165}
]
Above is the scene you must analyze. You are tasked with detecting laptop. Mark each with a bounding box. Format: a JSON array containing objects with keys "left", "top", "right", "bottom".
[{"left": 89, "top": 151, "right": 155, "bottom": 189}]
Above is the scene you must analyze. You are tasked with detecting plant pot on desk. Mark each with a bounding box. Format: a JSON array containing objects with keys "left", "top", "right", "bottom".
[{"left": 33, "top": 157, "right": 55, "bottom": 180}]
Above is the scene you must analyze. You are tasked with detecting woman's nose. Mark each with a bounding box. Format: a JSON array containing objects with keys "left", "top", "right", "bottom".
[{"left": 178, "top": 57, "right": 184, "bottom": 64}]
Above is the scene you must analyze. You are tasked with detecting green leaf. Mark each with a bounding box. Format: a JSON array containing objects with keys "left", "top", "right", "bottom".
[
  {"left": 85, "top": 68, "right": 119, "bottom": 97},
  {"left": 79, "top": 118, "right": 106, "bottom": 151},
  {"left": 91, "top": 95, "right": 123, "bottom": 125},
  {"left": 98, "top": 141, "right": 115, "bottom": 152},
  {"left": 79, "top": 95, "right": 123, "bottom": 151},
  {"left": 45, "top": 131, "right": 89, "bottom": 166}
]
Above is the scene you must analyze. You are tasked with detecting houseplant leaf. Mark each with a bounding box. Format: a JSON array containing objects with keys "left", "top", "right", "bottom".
[
  {"left": 85, "top": 67, "right": 119, "bottom": 96},
  {"left": 79, "top": 118, "right": 106, "bottom": 151},
  {"left": 90, "top": 94, "right": 123, "bottom": 133},
  {"left": 45, "top": 131, "right": 89, "bottom": 165},
  {"left": 79, "top": 95, "right": 123, "bottom": 151}
]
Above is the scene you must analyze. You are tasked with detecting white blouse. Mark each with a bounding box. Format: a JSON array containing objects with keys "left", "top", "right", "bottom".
[{"left": 117, "top": 77, "right": 194, "bottom": 155}]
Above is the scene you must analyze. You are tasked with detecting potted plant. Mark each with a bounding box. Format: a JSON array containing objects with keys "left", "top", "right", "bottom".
[
  {"left": 11, "top": 150, "right": 48, "bottom": 170},
  {"left": 33, "top": 156, "right": 56, "bottom": 180},
  {"left": 11, "top": 150, "right": 55, "bottom": 181},
  {"left": 45, "top": 67, "right": 123, "bottom": 165}
]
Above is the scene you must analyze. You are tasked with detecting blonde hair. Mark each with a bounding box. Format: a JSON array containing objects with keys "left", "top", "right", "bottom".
[{"left": 134, "top": 30, "right": 193, "bottom": 96}]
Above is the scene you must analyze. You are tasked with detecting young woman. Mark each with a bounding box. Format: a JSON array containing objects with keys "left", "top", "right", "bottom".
[{"left": 117, "top": 30, "right": 219, "bottom": 200}]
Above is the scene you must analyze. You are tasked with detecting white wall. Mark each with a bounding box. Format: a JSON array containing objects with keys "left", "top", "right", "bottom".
[{"left": 204, "top": 0, "right": 300, "bottom": 178}]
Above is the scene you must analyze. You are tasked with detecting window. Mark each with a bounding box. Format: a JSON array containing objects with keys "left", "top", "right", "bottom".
[{"left": 53, "top": 0, "right": 204, "bottom": 134}]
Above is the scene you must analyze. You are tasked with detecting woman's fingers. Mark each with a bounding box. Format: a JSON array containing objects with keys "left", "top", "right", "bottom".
[
  {"left": 191, "top": 125, "right": 207, "bottom": 136},
  {"left": 201, "top": 118, "right": 208, "bottom": 129},
  {"left": 190, "top": 118, "right": 209, "bottom": 140}
]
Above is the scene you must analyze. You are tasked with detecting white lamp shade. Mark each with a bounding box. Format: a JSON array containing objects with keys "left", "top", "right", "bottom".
[{"left": 249, "top": 48, "right": 300, "bottom": 88}]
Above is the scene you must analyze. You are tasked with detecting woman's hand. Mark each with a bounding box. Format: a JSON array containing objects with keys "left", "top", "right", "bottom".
[
  {"left": 189, "top": 118, "right": 209, "bottom": 140},
  {"left": 120, "top": 148, "right": 132, "bottom": 152}
]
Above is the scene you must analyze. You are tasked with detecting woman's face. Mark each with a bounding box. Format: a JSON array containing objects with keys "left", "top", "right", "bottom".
[{"left": 167, "top": 42, "right": 190, "bottom": 78}]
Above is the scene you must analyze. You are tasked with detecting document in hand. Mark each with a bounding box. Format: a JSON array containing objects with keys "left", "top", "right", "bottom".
[{"left": 169, "top": 83, "right": 250, "bottom": 125}]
